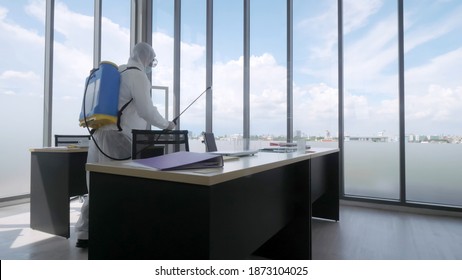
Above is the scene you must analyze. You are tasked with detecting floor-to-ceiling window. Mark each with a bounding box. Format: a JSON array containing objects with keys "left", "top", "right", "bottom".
[
  {"left": 293, "top": 0, "right": 338, "bottom": 147},
  {"left": 404, "top": 0, "right": 462, "bottom": 207},
  {"left": 101, "top": 0, "right": 130, "bottom": 63},
  {"left": 179, "top": 0, "right": 206, "bottom": 140},
  {"left": 343, "top": 0, "right": 400, "bottom": 200},
  {"left": 0, "top": 1, "right": 45, "bottom": 198},
  {"left": 152, "top": 0, "right": 174, "bottom": 132},
  {"left": 213, "top": 0, "right": 243, "bottom": 146},
  {"left": 51, "top": 0, "right": 130, "bottom": 139},
  {"left": 249, "top": 0, "right": 287, "bottom": 145},
  {"left": 52, "top": 1, "right": 93, "bottom": 138}
]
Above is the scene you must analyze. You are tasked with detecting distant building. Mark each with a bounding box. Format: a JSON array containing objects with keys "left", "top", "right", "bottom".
[
  {"left": 295, "top": 130, "right": 302, "bottom": 138},
  {"left": 345, "top": 136, "right": 389, "bottom": 142}
]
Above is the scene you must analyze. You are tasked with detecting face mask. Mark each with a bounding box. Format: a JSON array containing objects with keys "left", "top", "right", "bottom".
[
  {"left": 145, "top": 57, "right": 158, "bottom": 74},
  {"left": 144, "top": 57, "right": 157, "bottom": 74}
]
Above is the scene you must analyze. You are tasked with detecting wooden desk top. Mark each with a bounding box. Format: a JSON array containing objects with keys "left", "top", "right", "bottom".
[
  {"left": 30, "top": 147, "right": 89, "bottom": 153},
  {"left": 86, "top": 147, "right": 338, "bottom": 186}
]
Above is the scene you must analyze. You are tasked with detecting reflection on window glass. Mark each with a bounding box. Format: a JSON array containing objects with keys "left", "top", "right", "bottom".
[
  {"left": 0, "top": 1, "right": 44, "bottom": 197},
  {"left": 343, "top": 0, "right": 400, "bottom": 200},
  {"left": 293, "top": 0, "right": 338, "bottom": 148},
  {"left": 404, "top": 0, "right": 462, "bottom": 207}
]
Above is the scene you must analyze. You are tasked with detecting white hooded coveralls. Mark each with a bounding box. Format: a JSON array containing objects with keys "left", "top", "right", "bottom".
[{"left": 75, "top": 42, "right": 171, "bottom": 240}]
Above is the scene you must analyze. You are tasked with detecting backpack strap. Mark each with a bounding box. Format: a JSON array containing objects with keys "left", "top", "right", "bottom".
[
  {"left": 117, "top": 66, "right": 142, "bottom": 131},
  {"left": 117, "top": 98, "right": 133, "bottom": 131},
  {"left": 122, "top": 66, "right": 141, "bottom": 72}
]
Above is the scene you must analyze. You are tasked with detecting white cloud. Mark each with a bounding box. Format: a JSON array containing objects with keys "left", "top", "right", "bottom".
[
  {"left": 343, "top": 0, "right": 383, "bottom": 34},
  {"left": 406, "top": 47, "right": 462, "bottom": 93},
  {"left": 296, "top": 1, "right": 338, "bottom": 61},
  {"left": 2, "top": 90, "right": 16, "bottom": 95},
  {"left": 0, "top": 70, "right": 42, "bottom": 96},
  {"left": 0, "top": 4, "right": 44, "bottom": 70},
  {"left": 294, "top": 83, "right": 338, "bottom": 127},
  {"left": 24, "top": 0, "right": 45, "bottom": 24},
  {"left": 0, "top": 70, "right": 39, "bottom": 80},
  {"left": 404, "top": 3, "right": 462, "bottom": 53},
  {"left": 344, "top": 12, "right": 399, "bottom": 95},
  {"left": 406, "top": 85, "right": 462, "bottom": 122},
  {"left": 0, "top": 6, "right": 7, "bottom": 20}
]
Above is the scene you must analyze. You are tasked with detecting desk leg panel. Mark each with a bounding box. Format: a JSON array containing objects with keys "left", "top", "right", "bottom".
[
  {"left": 30, "top": 153, "right": 71, "bottom": 238},
  {"left": 68, "top": 152, "right": 88, "bottom": 197},
  {"left": 88, "top": 172, "right": 210, "bottom": 260},
  {"left": 251, "top": 160, "right": 312, "bottom": 260},
  {"left": 311, "top": 152, "right": 340, "bottom": 221},
  {"left": 209, "top": 166, "right": 300, "bottom": 259}
]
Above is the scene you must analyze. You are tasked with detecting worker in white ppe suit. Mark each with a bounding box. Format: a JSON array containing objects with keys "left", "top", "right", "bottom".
[{"left": 75, "top": 42, "right": 175, "bottom": 248}]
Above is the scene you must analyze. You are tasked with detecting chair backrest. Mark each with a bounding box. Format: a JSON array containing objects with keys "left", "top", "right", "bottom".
[
  {"left": 54, "top": 135, "right": 91, "bottom": 147},
  {"left": 202, "top": 132, "right": 218, "bottom": 152},
  {"left": 131, "top": 129, "right": 189, "bottom": 159}
]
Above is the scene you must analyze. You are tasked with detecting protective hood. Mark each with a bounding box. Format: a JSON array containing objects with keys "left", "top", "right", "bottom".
[{"left": 127, "top": 42, "right": 156, "bottom": 68}]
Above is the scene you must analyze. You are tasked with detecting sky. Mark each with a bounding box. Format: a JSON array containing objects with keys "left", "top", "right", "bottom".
[{"left": 0, "top": 0, "right": 462, "bottom": 144}]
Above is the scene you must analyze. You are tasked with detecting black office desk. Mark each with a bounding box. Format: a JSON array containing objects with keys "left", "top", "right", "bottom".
[
  {"left": 87, "top": 148, "right": 339, "bottom": 259},
  {"left": 30, "top": 147, "right": 88, "bottom": 238}
]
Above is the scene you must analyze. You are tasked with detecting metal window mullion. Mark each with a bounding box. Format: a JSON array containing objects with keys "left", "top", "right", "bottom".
[
  {"left": 243, "top": 0, "right": 250, "bottom": 150},
  {"left": 130, "top": 0, "right": 151, "bottom": 46},
  {"left": 398, "top": 0, "right": 406, "bottom": 203},
  {"left": 93, "top": 0, "right": 102, "bottom": 68},
  {"left": 173, "top": 0, "right": 181, "bottom": 128},
  {"left": 206, "top": 0, "right": 213, "bottom": 133},
  {"left": 144, "top": 0, "right": 153, "bottom": 85},
  {"left": 145, "top": 0, "right": 152, "bottom": 45},
  {"left": 43, "top": 0, "right": 54, "bottom": 147},
  {"left": 287, "top": 0, "right": 293, "bottom": 143},
  {"left": 130, "top": 0, "right": 137, "bottom": 51},
  {"left": 338, "top": 0, "right": 345, "bottom": 196}
]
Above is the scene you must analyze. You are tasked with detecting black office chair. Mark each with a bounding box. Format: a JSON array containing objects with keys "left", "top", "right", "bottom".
[
  {"left": 131, "top": 129, "right": 190, "bottom": 159},
  {"left": 54, "top": 134, "right": 91, "bottom": 147},
  {"left": 202, "top": 132, "right": 218, "bottom": 152}
]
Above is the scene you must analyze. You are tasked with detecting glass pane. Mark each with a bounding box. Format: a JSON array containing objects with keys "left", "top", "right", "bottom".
[
  {"left": 293, "top": 0, "right": 338, "bottom": 148},
  {"left": 404, "top": 0, "right": 462, "bottom": 207},
  {"left": 0, "top": 1, "right": 44, "bottom": 198},
  {"left": 343, "top": 0, "right": 400, "bottom": 199},
  {"left": 52, "top": 1, "right": 93, "bottom": 138},
  {"left": 180, "top": 0, "right": 206, "bottom": 144},
  {"left": 101, "top": 0, "right": 130, "bottom": 64},
  {"left": 152, "top": 0, "right": 174, "bottom": 126},
  {"left": 213, "top": 0, "right": 243, "bottom": 144},
  {"left": 250, "top": 0, "right": 287, "bottom": 146}
]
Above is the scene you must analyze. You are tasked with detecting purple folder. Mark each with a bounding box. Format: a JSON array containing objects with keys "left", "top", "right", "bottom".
[{"left": 133, "top": 151, "right": 224, "bottom": 171}]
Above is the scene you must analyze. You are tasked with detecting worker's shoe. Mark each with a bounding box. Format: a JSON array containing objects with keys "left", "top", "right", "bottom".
[{"left": 76, "top": 239, "right": 88, "bottom": 248}]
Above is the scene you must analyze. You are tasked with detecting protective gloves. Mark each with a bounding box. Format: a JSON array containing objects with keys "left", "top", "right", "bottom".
[{"left": 166, "top": 121, "right": 176, "bottom": 131}]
